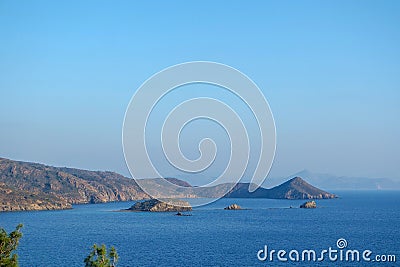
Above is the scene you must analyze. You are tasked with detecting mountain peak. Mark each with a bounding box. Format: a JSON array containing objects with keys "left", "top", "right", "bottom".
[
  {"left": 272, "top": 176, "right": 337, "bottom": 199},
  {"left": 223, "top": 176, "right": 337, "bottom": 199},
  {"left": 288, "top": 176, "right": 306, "bottom": 183},
  {"left": 286, "top": 176, "right": 313, "bottom": 187}
]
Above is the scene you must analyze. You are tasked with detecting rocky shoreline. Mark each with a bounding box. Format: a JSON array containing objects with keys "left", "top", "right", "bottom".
[{"left": 0, "top": 183, "right": 72, "bottom": 211}]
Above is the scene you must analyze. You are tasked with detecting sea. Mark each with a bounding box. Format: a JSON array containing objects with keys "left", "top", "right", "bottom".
[{"left": 1, "top": 191, "right": 399, "bottom": 267}]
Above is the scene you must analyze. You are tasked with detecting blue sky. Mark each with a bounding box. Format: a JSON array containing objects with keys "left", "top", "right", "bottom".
[{"left": 0, "top": 1, "right": 399, "bottom": 183}]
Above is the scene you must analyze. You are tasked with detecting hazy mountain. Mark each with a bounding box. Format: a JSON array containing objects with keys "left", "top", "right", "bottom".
[
  {"left": 289, "top": 170, "right": 400, "bottom": 190},
  {"left": 164, "top": 177, "right": 192, "bottom": 187}
]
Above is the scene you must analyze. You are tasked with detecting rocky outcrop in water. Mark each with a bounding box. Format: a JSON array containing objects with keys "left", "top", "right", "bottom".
[
  {"left": 127, "top": 199, "right": 192, "bottom": 212},
  {"left": 300, "top": 200, "right": 317, "bottom": 209},
  {"left": 224, "top": 204, "right": 242, "bottom": 210}
]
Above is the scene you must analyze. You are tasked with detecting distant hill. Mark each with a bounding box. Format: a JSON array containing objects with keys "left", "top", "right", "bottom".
[
  {"left": 261, "top": 170, "right": 400, "bottom": 190},
  {"left": 0, "top": 157, "right": 336, "bottom": 212},
  {"left": 165, "top": 178, "right": 192, "bottom": 187},
  {"left": 263, "top": 177, "right": 336, "bottom": 199},
  {"left": 223, "top": 177, "right": 336, "bottom": 199}
]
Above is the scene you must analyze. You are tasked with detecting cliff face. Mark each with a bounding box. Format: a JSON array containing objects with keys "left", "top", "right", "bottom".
[{"left": 0, "top": 157, "right": 149, "bottom": 211}]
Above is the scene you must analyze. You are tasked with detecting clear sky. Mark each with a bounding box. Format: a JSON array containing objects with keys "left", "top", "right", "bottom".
[{"left": 0, "top": 0, "right": 399, "bottom": 183}]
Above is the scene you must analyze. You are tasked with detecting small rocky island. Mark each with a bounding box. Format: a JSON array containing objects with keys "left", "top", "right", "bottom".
[
  {"left": 224, "top": 204, "right": 242, "bottom": 210},
  {"left": 300, "top": 200, "right": 317, "bottom": 209},
  {"left": 126, "top": 199, "right": 192, "bottom": 212}
]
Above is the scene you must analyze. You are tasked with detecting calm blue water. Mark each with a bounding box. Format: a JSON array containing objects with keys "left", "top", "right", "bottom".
[{"left": 1, "top": 191, "right": 399, "bottom": 266}]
